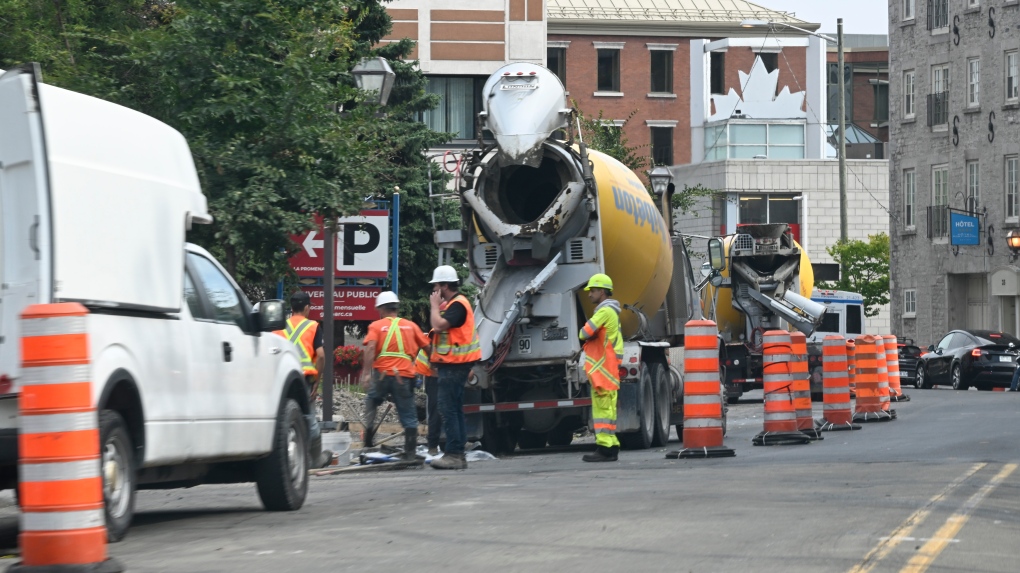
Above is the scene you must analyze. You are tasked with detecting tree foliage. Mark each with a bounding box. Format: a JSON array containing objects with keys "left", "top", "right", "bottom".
[{"left": 821, "top": 233, "right": 891, "bottom": 318}]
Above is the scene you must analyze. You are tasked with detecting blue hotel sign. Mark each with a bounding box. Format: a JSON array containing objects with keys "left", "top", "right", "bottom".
[{"left": 950, "top": 211, "right": 980, "bottom": 246}]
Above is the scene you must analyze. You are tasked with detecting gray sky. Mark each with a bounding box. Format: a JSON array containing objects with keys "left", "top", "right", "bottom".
[{"left": 754, "top": 0, "right": 890, "bottom": 35}]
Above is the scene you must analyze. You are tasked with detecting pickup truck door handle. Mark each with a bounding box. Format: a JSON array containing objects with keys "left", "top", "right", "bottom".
[{"left": 222, "top": 342, "right": 233, "bottom": 362}]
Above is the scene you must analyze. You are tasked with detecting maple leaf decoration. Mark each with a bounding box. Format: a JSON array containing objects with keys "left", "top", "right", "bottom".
[{"left": 709, "top": 56, "right": 807, "bottom": 122}]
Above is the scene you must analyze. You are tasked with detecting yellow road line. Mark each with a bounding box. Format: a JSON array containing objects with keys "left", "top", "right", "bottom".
[
  {"left": 899, "top": 463, "right": 1018, "bottom": 573},
  {"left": 846, "top": 463, "right": 985, "bottom": 573}
]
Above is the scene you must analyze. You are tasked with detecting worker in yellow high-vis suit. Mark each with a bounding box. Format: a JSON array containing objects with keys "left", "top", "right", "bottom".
[{"left": 578, "top": 273, "right": 623, "bottom": 462}]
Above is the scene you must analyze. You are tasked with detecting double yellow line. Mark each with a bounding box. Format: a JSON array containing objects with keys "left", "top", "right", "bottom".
[{"left": 847, "top": 462, "right": 1018, "bottom": 573}]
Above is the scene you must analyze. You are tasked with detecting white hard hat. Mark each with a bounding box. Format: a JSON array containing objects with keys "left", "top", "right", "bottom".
[
  {"left": 429, "top": 265, "right": 459, "bottom": 284},
  {"left": 375, "top": 291, "right": 400, "bottom": 307}
]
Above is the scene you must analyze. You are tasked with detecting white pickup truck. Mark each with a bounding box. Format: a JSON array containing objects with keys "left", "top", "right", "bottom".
[{"left": 0, "top": 64, "right": 318, "bottom": 540}]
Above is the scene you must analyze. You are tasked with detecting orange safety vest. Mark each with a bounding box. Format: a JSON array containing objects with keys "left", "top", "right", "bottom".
[
  {"left": 414, "top": 349, "right": 434, "bottom": 377},
  {"left": 431, "top": 294, "right": 481, "bottom": 364},
  {"left": 373, "top": 317, "right": 415, "bottom": 375},
  {"left": 275, "top": 316, "right": 318, "bottom": 377},
  {"left": 580, "top": 316, "right": 621, "bottom": 392}
]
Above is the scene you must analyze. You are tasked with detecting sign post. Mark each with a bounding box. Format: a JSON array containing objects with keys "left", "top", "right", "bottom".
[{"left": 322, "top": 222, "right": 335, "bottom": 424}]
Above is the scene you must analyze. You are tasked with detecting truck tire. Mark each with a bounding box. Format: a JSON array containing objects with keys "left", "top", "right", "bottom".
[
  {"left": 619, "top": 368, "right": 654, "bottom": 450},
  {"left": 547, "top": 418, "right": 576, "bottom": 447},
  {"left": 256, "top": 399, "right": 309, "bottom": 511},
  {"left": 517, "top": 430, "right": 547, "bottom": 450},
  {"left": 100, "top": 410, "right": 136, "bottom": 543},
  {"left": 650, "top": 363, "right": 671, "bottom": 447}
]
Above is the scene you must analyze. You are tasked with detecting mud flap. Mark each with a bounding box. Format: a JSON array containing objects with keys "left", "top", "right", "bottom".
[{"left": 615, "top": 383, "right": 640, "bottom": 432}]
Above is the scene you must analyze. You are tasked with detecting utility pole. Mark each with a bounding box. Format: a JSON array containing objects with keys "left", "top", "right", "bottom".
[{"left": 837, "top": 18, "right": 848, "bottom": 281}]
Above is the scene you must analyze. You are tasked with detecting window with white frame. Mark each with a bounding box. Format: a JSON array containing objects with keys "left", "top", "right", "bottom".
[
  {"left": 903, "top": 0, "right": 914, "bottom": 20},
  {"left": 1008, "top": 156, "right": 1019, "bottom": 221},
  {"left": 932, "top": 164, "right": 949, "bottom": 238},
  {"left": 904, "top": 70, "right": 915, "bottom": 117},
  {"left": 904, "top": 169, "right": 916, "bottom": 229},
  {"left": 967, "top": 58, "right": 980, "bottom": 106},
  {"left": 966, "top": 160, "right": 980, "bottom": 212},
  {"left": 904, "top": 289, "right": 917, "bottom": 318},
  {"left": 1007, "top": 51, "right": 1018, "bottom": 101},
  {"left": 704, "top": 121, "right": 806, "bottom": 160},
  {"left": 967, "top": 0, "right": 979, "bottom": 7}
]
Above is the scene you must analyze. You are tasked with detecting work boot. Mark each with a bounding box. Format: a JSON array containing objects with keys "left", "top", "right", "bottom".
[
  {"left": 317, "top": 450, "right": 334, "bottom": 468},
  {"left": 582, "top": 446, "right": 617, "bottom": 462},
  {"left": 431, "top": 451, "right": 467, "bottom": 470},
  {"left": 404, "top": 428, "right": 418, "bottom": 461},
  {"left": 608, "top": 446, "right": 619, "bottom": 461},
  {"left": 427, "top": 446, "right": 439, "bottom": 456}
]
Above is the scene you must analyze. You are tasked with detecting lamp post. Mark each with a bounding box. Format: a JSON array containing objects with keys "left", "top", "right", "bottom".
[
  {"left": 1007, "top": 230, "right": 1020, "bottom": 263},
  {"left": 320, "top": 57, "right": 396, "bottom": 426},
  {"left": 741, "top": 18, "right": 847, "bottom": 278}
]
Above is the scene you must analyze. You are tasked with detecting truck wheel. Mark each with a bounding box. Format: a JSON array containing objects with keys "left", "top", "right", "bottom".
[
  {"left": 517, "top": 430, "right": 547, "bottom": 450},
  {"left": 650, "top": 363, "right": 671, "bottom": 447},
  {"left": 100, "top": 410, "right": 136, "bottom": 543},
  {"left": 256, "top": 399, "right": 309, "bottom": 511},
  {"left": 619, "top": 368, "right": 654, "bottom": 450},
  {"left": 481, "top": 417, "right": 517, "bottom": 454},
  {"left": 547, "top": 418, "right": 576, "bottom": 447}
]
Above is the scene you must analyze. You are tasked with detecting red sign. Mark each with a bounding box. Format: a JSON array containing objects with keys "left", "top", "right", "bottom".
[
  {"left": 289, "top": 212, "right": 390, "bottom": 278},
  {"left": 301, "top": 286, "right": 382, "bottom": 321}
]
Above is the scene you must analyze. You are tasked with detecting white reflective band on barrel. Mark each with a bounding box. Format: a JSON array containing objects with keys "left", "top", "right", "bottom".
[
  {"left": 823, "top": 402, "right": 851, "bottom": 410},
  {"left": 685, "top": 372, "right": 719, "bottom": 383},
  {"left": 18, "top": 365, "right": 91, "bottom": 386},
  {"left": 685, "top": 418, "right": 722, "bottom": 428},
  {"left": 685, "top": 326, "right": 718, "bottom": 337},
  {"left": 22, "top": 509, "right": 104, "bottom": 532},
  {"left": 764, "top": 354, "right": 795, "bottom": 362},
  {"left": 764, "top": 412, "right": 796, "bottom": 421},
  {"left": 20, "top": 459, "right": 100, "bottom": 482},
  {"left": 764, "top": 393, "right": 793, "bottom": 402},
  {"left": 20, "top": 316, "right": 87, "bottom": 337},
  {"left": 684, "top": 395, "right": 720, "bottom": 405},
  {"left": 763, "top": 374, "right": 792, "bottom": 383},
  {"left": 20, "top": 412, "right": 97, "bottom": 434},
  {"left": 823, "top": 339, "right": 846, "bottom": 346},
  {"left": 823, "top": 387, "right": 847, "bottom": 394},
  {"left": 823, "top": 355, "right": 847, "bottom": 363},
  {"left": 685, "top": 349, "right": 717, "bottom": 360}
]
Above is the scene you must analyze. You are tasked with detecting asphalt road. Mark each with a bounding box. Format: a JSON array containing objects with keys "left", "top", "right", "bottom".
[{"left": 1, "top": 387, "right": 1018, "bottom": 573}]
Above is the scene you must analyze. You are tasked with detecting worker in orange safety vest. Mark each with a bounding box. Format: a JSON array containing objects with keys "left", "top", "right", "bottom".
[{"left": 578, "top": 273, "right": 623, "bottom": 462}]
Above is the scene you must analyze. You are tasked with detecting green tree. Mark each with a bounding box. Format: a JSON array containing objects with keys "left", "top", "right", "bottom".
[{"left": 821, "top": 233, "right": 891, "bottom": 318}]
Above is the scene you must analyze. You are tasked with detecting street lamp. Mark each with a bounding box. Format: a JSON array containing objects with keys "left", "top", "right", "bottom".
[
  {"left": 648, "top": 165, "right": 674, "bottom": 196},
  {"left": 320, "top": 57, "right": 394, "bottom": 427},
  {"left": 740, "top": 18, "right": 848, "bottom": 277},
  {"left": 1007, "top": 230, "right": 1020, "bottom": 262},
  {"left": 351, "top": 56, "right": 397, "bottom": 107}
]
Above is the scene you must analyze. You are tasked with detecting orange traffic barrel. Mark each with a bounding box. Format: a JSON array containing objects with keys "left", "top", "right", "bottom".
[
  {"left": 753, "top": 330, "right": 810, "bottom": 446},
  {"left": 874, "top": 335, "right": 896, "bottom": 417},
  {"left": 883, "top": 335, "right": 910, "bottom": 402},
  {"left": 846, "top": 340, "right": 857, "bottom": 397},
  {"left": 666, "top": 320, "right": 734, "bottom": 459},
  {"left": 852, "top": 335, "right": 893, "bottom": 422},
  {"left": 817, "top": 335, "right": 861, "bottom": 431},
  {"left": 790, "top": 332, "right": 822, "bottom": 440},
  {"left": 11, "top": 303, "right": 123, "bottom": 573}
]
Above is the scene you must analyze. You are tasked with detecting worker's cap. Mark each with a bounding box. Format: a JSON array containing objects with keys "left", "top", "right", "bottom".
[
  {"left": 429, "top": 265, "right": 459, "bottom": 284},
  {"left": 375, "top": 291, "right": 400, "bottom": 308},
  {"left": 584, "top": 273, "right": 613, "bottom": 291},
  {"left": 290, "top": 290, "right": 311, "bottom": 308}
]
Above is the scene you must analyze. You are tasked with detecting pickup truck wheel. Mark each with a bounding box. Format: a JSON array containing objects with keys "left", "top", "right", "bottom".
[
  {"left": 650, "top": 364, "right": 671, "bottom": 447},
  {"left": 256, "top": 399, "right": 309, "bottom": 511},
  {"left": 100, "top": 410, "right": 136, "bottom": 543}
]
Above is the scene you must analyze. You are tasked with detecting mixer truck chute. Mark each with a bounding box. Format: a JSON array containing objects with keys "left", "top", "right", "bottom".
[{"left": 450, "top": 63, "right": 710, "bottom": 453}]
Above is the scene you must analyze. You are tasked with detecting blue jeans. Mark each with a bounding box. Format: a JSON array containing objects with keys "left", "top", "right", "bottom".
[
  {"left": 366, "top": 374, "right": 419, "bottom": 430},
  {"left": 1010, "top": 366, "right": 1020, "bottom": 391},
  {"left": 436, "top": 365, "right": 471, "bottom": 455}
]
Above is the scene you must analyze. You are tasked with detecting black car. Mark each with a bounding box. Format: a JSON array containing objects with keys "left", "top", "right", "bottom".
[
  {"left": 897, "top": 341, "right": 923, "bottom": 386},
  {"left": 915, "top": 330, "right": 1020, "bottom": 390}
]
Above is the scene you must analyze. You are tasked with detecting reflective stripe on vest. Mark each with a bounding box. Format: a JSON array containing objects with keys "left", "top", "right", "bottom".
[
  {"left": 284, "top": 317, "right": 317, "bottom": 375},
  {"left": 377, "top": 317, "right": 413, "bottom": 369},
  {"left": 433, "top": 295, "right": 481, "bottom": 363}
]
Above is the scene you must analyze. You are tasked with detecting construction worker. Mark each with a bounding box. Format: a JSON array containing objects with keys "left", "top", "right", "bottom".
[
  {"left": 273, "top": 291, "right": 330, "bottom": 468},
  {"left": 415, "top": 348, "right": 444, "bottom": 456},
  {"left": 428, "top": 265, "right": 481, "bottom": 470},
  {"left": 360, "top": 291, "right": 431, "bottom": 461},
  {"left": 578, "top": 273, "right": 623, "bottom": 462}
]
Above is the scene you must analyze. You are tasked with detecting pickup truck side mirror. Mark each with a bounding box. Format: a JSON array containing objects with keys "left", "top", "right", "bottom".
[
  {"left": 707, "top": 238, "right": 726, "bottom": 272},
  {"left": 927, "top": 344, "right": 935, "bottom": 352},
  {"left": 255, "top": 300, "right": 286, "bottom": 332}
]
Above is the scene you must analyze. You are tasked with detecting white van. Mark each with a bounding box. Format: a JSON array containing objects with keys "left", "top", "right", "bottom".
[
  {"left": 807, "top": 289, "right": 865, "bottom": 343},
  {"left": 0, "top": 64, "right": 317, "bottom": 540}
]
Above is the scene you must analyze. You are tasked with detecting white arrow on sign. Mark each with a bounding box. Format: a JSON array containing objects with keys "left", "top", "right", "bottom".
[{"left": 302, "top": 230, "right": 324, "bottom": 257}]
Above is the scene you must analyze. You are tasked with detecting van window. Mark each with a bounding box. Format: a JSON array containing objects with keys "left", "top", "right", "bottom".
[
  {"left": 188, "top": 253, "right": 247, "bottom": 330},
  {"left": 183, "top": 271, "right": 208, "bottom": 319},
  {"left": 846, "top": 304, "right": 863, "bottom": 335},
  {"left": 819, "top": 311, "right": 840, "bottom": 333}
]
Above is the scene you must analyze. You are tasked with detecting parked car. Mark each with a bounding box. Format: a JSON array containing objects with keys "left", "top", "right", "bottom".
[
  {"left": 914, "top": 330, "right": 1020, "bottom": 390},
  {"left": 897, "top": 339, "right": 923, "bottom": 386}
]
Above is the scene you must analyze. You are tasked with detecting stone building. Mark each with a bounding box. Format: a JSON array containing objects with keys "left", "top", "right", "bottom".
[{"left": 887, "top": 0, "right": 1020, "bottom": 345}]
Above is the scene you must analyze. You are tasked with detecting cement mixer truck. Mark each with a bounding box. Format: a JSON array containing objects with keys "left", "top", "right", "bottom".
[
  {"left": 701, "top": 224, "right": 828, "bottom": 403},
  {"left": 447, "top": 63, "right": 705, "bottom": 453}
]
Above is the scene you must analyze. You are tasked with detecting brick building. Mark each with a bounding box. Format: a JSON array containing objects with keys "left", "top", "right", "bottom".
[{"left": 826, "top": 34, "right": 890, "bottom": 158}]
